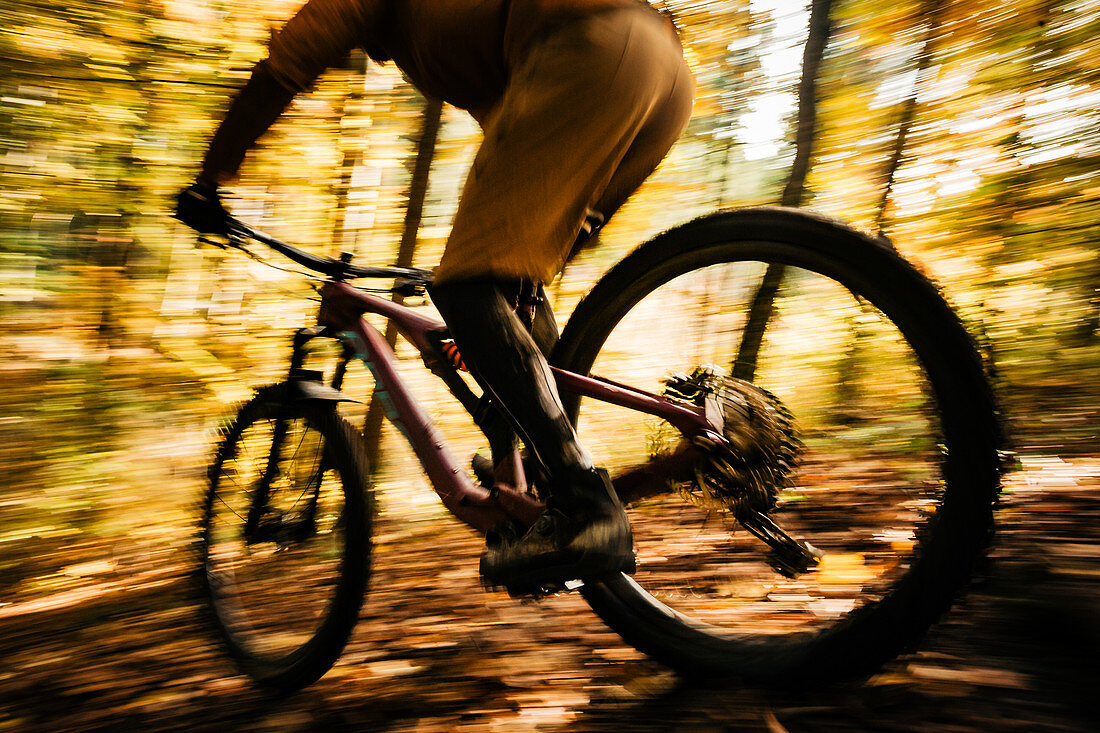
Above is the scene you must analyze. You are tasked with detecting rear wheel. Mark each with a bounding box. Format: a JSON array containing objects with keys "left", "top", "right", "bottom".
[
  {"left": 198, "top": 384, "right": 372, "bottom": 690},
  {"left": 554, "top": 208, "right": 1000, "bottom": 683}
]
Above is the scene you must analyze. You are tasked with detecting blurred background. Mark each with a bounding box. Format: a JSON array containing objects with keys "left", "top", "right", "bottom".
[{"left": 1, "top": 0, "right": 1098, "bottom": 730}]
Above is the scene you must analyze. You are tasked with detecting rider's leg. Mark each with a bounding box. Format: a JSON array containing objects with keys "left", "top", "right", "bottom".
[
  {"left": 431, "top": 279, "right": 590, "bottom": 475},
  {"left": 530, "top": 284, "right": 559, "bottom": 357},
  {"left": 432, "top": 278, "right": 633, "bottom": 588},
  {"left": 464, "top": 284, "right": 560, "bottom": 472},
  {"left": 433, "top": 7, "right": 693, "bottom": 289},
  {"left": 432, "top": 6, "right": 693, "bottom": 589}
]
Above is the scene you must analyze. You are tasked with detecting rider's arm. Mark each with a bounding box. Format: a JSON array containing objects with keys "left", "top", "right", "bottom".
[
  {"left": 199, "top": 61, "right": 295, "bottom": 187},
  {"left": 199, "top": 0, "right": 388, "bottom": 186}
]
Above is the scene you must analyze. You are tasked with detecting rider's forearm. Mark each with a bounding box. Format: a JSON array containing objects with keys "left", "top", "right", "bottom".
[
  {"left": 199, "top": 60, "right": 297, "bottom": 187},
  {"left": 199, "top": 0, "right": 379, "bottom": 187}
]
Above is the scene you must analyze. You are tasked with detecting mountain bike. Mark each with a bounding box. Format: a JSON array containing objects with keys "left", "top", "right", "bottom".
[{"left": 196, "top": 206, "right": 1001, "bottom": 691}]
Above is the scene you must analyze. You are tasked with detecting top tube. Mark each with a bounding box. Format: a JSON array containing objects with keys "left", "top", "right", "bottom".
[{"left": 228, "top": 217, "right": 434, "bottom": 284}]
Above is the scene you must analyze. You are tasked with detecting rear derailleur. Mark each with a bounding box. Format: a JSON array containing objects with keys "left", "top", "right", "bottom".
[{"left": 664, "top": 367, "right": 823, "bottom": 577}]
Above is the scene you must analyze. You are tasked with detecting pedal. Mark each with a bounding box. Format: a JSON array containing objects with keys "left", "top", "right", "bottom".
[
  {"left": 477, "top": 537, "right": 587, "bottom": 599},
  {"left": 766, "top": 541, "right": 823, "bottom": 579},
  {"left": 479, "top": 573, "right": 573, "bottom": 600},
  {"left": 739, "top": 510, "right": 823, "bottom": 579}
]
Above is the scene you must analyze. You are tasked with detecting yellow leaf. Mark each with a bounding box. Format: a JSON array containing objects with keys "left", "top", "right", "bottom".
[{"left": 815, "top": 553, "right": 876, "bottom": 585}]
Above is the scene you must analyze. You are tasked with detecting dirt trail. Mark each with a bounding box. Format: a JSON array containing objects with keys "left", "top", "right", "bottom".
[{"left": 1, "top": 456, "right": 1097, "bottom": 732}]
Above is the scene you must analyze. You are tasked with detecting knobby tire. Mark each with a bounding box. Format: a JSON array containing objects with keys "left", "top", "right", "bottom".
[
  {"left": 197, "top": 384, "right": 372, "bottom": 691},
  {"left": 553, "top": 208, "right": 1000, "bottom": 683}
]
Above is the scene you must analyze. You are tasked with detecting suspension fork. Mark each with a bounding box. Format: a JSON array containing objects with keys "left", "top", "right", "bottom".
[
  {"left": 330, "top": 340, "right": 354, "bottom": 391},
  {"left": 246, "top": 326, "right": 341, "bottom": 540}
]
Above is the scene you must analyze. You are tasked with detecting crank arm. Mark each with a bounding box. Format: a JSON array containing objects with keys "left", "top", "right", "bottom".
[{"left": 611, "top": 443, "right": 702, "bottom": 505}]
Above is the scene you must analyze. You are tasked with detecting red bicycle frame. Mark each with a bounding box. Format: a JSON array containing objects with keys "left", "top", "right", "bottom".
[{"left": 315, "top": 280, "right": 717, "bottom": 533}]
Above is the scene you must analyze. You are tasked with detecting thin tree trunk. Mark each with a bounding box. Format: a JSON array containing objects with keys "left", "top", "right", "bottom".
[
  {"left": 330, "top": 81, "right": 368, "bottom": 252},
  {"left": 331, "top": 143, "right": 360, "bottom": 253},
  {"left": 779, "top": 0, "right": 834, "bottom": 211},
  {"left": 731, "top": 265, "right": 785, "bottom": 380},
  {"left": 874, "top": 0, "right": 945, "bottom": 238},
  {"left": 1074, "top": 251, "right": 1100, "bottom": 345},
  {"left": 715, "top": 136, "right": 733, "bottom": 209},
  {"left": 733, "top": 0, "right": 834, "bottom": 382},
  {"left": 362, "top": 96, "right": 444, "bottom": 469},
  {"left": 831, "top": 0, "right": 945, "bottom": 420}
]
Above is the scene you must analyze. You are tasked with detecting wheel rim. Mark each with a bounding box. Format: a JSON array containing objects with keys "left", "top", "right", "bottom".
[
  {"left": 205, "top": 408, "right": 350, "bottom": 662},
  {"left": 569, "top": 251, "right": 954, "bottom": 641}
]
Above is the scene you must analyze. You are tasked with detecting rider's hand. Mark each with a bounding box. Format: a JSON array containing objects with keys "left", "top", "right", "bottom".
[{"left": 175, "top": 181, "right": 230, "bottom": 235}]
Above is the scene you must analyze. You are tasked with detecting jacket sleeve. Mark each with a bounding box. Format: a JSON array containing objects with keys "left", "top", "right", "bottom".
[
  {"left": 199, "top": 0, "right": 387, "bottom": 184},
  {"left": 266, "top": 0, "right": 388, "bottom": 93}
]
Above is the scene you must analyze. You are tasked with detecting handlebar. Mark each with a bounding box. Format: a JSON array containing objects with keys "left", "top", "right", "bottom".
[{"left": 225, "top": 217, "right": 434, "bottom": 285}]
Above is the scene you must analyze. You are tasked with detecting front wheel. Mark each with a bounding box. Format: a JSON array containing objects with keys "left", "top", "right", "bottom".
[
  {"left": 198, "top": 384, "right": 372, "bottom": 691},
  {"left": 554, "top": 208, "right": 1000, "bottom": 683}
]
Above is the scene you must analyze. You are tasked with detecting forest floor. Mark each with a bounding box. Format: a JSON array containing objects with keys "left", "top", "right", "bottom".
[{"left": 1, "top": 452, "right": 1098, "bottom": 732}]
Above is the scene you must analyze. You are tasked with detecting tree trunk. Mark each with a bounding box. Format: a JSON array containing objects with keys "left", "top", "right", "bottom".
[
  {"left": 732, "top": 0, "right": 834, "bottom": 382},
  {"left": 330, "top": 70, "right": 368, "bottom": 253},
  {"left": 1074, "top": 252, "right": 1100, "bottom": 345},
  {"left": 874, "top": 0, "right": 945, "bottom": 238},
  {"left": 362, "top": 96, "right": 444, "bottom": 470},
  {"left": 830, "top": 0, "right": 946, "bottom": 422},
  {"left": 330, "top": 133, "right": 360, "bottom": 253},
  {"left": 731, "top": 264, "right": 785, "bottom": 380}
]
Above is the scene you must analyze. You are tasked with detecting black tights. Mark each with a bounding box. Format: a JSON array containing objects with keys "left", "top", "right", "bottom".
[{"left": 430, "top": 279, "right": 594, "bottom": 478}]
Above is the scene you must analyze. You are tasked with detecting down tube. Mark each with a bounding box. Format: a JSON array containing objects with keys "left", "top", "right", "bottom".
[{"left": 342, "top": 318, "right": 510, "bottom": 532}]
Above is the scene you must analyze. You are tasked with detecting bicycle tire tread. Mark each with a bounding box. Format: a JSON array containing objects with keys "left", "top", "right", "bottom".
[
  {"left": 195, "top": 384, "right": 373, "bottom": 691},
  {"left": 554, "top": 207, "right": 1001, "bottom": 684}
]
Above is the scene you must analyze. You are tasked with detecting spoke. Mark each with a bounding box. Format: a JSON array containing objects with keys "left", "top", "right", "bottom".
[
  {"left": 286, "top": 428, "right": 323, "bottom": 511},
  {"left": 242, "top": 420, "right": 274, "bottom": 485},
  {"left": 214, "top": 489, "right": 247, "bottom": 524}
]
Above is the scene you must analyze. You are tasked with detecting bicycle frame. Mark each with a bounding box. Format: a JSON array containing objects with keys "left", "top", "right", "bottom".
[{"left": 312, "top": 279, "right": 718, "bottom": 534}]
